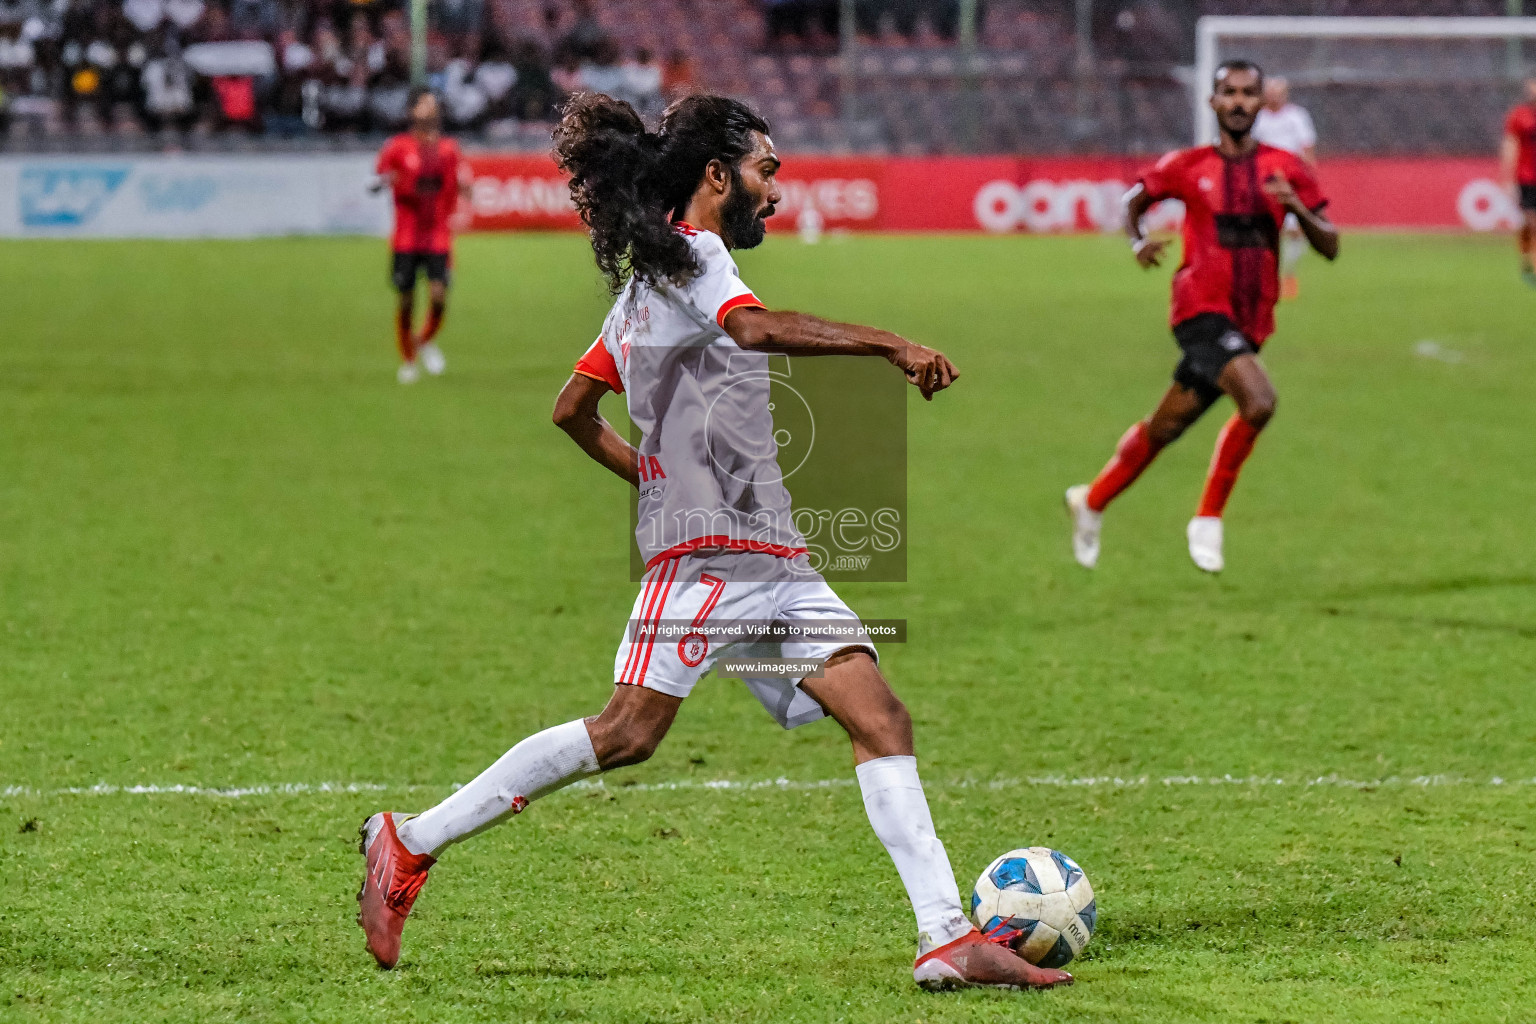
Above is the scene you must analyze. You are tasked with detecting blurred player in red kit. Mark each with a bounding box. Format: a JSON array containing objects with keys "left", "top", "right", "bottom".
[
  {"left": 1065, "top": 60, "right": 1340, "bottom": 573},
  {"left": 1499, "top": 77, "right": 1536, "bottom": 286},
  {"left": 373, "top": 89, "right": 471, "bottom": 384}
]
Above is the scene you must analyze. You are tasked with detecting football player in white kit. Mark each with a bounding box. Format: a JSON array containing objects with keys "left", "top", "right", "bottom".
[
  {"left": 1252, "top": 76, "right": 1317, "bottom": 300},
  {"left": 355, "top": 93, "right": 1073, "bottom": 992}
]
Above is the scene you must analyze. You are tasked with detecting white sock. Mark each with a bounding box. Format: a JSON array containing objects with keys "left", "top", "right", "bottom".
[
  {"left": 856, "top": 755, "right": 973, "bottom": 950},
  {"left": 397, "top": 719, "right": 600, "bottom": 857}
]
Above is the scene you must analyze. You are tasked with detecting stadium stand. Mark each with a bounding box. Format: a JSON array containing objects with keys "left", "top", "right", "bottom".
[{"left": 0, "top": 0, "right": 1526, "bottom": 153}]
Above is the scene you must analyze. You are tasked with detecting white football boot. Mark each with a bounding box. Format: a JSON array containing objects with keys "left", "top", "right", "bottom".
[
  {"left": 397, "top": 360, "right": 421, "bottom": 385},
  {"left": 418, "top": 342, "right": 446, "bottom": 376},
  {"left": 1063, "top": 485, "right": 1101, "bottom": 569},
  {"left": 1187, "top": 516, "right": 1224, "bottom": 573}
]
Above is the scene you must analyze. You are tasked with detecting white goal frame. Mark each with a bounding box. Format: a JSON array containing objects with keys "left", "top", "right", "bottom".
[{"left": 1194, "top": 15, "right": 1536, "bottom": 145}]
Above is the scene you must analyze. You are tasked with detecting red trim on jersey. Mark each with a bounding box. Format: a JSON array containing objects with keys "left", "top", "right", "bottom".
[
  {"left": 1507, "top": 105, "right": 1536, "bottom": 186},
  {"left": 644, "top": 537, "right": 807, "bottom": 570},
  {"left": 716, "top": 292, "right": 765, "bottom": 329},
  {"left": 673, "top": 220, "right": 699, "bottom": 236},
  {"left": 573, "top": 335, "right": 623, "bottom": 393}
]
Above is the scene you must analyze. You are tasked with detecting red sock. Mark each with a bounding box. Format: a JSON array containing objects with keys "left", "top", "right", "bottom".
[
  {"left": 1197, "top": 414, "right": 1262, "bottom": 518},
  {"left": 396, "top": 306, "right": 416, "bottom": 362},
  {"left": 1087, "top": 421, "right": 1165, "bottom": 512},
  {"left": 421, "top": 299, "right": 446, "bottom": 344}
]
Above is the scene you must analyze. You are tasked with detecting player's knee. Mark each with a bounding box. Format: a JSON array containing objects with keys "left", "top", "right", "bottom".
[
  {"left": 1146, "top": 416, "right": 1187, "bottom": 447},
  {"left": 1242, "top": 392, "right": 1277, "bottom": 430},
  {"left": 587, "top": 705, "right": 668, "bottom": 769},
  {"left": 589, "top": 727, "right": 659, "bottom": 769}
]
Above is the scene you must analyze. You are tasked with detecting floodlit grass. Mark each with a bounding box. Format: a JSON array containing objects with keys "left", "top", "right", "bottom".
[{"left": 1, "top": 231, "right": 1532, "bottom": 1023}]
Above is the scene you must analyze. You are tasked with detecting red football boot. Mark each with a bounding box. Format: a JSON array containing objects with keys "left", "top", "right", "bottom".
[
  {"left": 356, "top": 812, "right": 435, "bottom": 968},
  {"left": 913, "top": 929, "right": 1074, "bottom": 990}
]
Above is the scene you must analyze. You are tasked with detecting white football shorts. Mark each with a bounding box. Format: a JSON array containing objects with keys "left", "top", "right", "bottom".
[{"left": 612, "top": 550, "right": 876, "bottom": 729}]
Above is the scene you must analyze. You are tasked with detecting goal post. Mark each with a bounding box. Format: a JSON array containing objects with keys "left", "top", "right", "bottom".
[{"left": 1193, "top": 16, "right": 1536, "bottom": 147}]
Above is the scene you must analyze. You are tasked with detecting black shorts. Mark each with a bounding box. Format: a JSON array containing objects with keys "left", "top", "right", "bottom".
[
  {"left": 391, "top": 251, "right": 451, "bottom": 292},
  {"left": 1520, "top": 185, "right": 1536, "bottom": 212},
  {"left": 1172, "top": 313, "right": 1257, "bottom": 404}
]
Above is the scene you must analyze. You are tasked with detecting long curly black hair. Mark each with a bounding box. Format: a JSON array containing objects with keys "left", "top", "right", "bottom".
[{"left": 553, "top": 93, "right": 770, "bottom": 294}]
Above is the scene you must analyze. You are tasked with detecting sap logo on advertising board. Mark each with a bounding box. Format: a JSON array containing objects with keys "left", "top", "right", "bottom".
[
  {"left": 973, "top": 178, "right": 1184, "bottom": 234},
  {"left": 470, "top": 175, "right": 575, "bottom": 217},
  {"left": 20, "top": 166, "right": 130, "bottom": 227},
  {"left": 1457, "top": 179, "right": 1521, "bottom": 232},
  {"left": 139, "top": 174, "right": 219, "bottom": 213},
  {"left": 775, "top": 178, "right": 878, "bottom": 221}
]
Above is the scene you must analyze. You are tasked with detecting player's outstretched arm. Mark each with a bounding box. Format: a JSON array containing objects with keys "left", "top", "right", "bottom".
[
  {"left": 723, "top": 306, "right": 959, "bottom": 401},
  {"left": 1122, "top": 184, "right": 1168, "bottom": 268},
  {"left": 552, "top": 373, "right": 640, "bottom": 487},
  {"left": 1262, "top": 174, "right": 1340, "bottom": 261},
  {"left": 1500, "top": 133, "right": 1520, "bottom": 196}
]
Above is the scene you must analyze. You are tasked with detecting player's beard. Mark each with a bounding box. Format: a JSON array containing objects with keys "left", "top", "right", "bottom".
[{"left": 721, "top": 169, "right": 769, "bottom": 250}]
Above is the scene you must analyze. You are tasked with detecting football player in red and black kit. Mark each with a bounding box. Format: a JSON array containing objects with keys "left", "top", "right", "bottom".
[
  {"left": 1065, "top": 60, "right": 1340, "bottom": 573},
  {"left": 1499, "top": 77, "right": 1536, "bottom": 285},
  {"left": 373, "top": 89, "right": 471, "bottom": 384}
]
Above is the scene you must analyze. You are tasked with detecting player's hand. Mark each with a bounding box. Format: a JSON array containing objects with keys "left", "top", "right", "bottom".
[
  {"left": 1132, "top": 237, "right": 1168, "bottom": 268},
  {"left": 1262, "top": 172, "right": 1302, "bottom": 212},
  {"left": 890, "top": 341, "right": 959, "bottom": 401}
]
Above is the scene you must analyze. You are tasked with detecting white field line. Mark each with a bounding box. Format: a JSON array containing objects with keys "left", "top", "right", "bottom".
[{"left": 3, "top": 774, "right": 1534, "bottom": 800}]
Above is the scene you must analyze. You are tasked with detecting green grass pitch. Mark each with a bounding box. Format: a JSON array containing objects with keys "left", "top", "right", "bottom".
[{"left": 2, "top": 230, "right": 1533, "bottom": 1023}]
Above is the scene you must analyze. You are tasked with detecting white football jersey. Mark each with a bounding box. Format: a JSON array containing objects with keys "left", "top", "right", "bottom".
[
  {"left": 1253, "top": 103, "right": 1317, "bottom": 157},
  {"left": 573, "top": 224, "right": 807, "bottom": 571}
]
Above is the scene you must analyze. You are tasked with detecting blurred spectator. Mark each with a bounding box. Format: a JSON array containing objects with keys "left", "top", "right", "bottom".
[
  {"left": 264, "top": 25, "right": 311, "bottom": 133},
  {"left": 433, "top": 0, "right": 481, "bottom": 40},
  {"left": 764, "top": 0, "right": 837, "bottom": 46},
  {"left": 165, "top": 0, "right": 204, "bottom": 32},
  {"left": 0, "top": 0, "right": 693, "bottom": 145},
  {"left": 230, "top": 0, "right": 282, "bottom": 39},
  {"left": 556, "top": 0, "right": 604, "bottom": 63},
  {"left": 576, "top": 38, "right": 623, "bottom": 99},
  {"left": 140, "top": 31, "right": 194, "bottom": 129},
  {"left": 506, "top": 35, "right": 554, "bottom": 120},
  {"left": 852, "top": 0, "right": 962, "bottom": 41},
  {"left": 550, "top": 48, "right": 579, "bottom": 95},
  {"left": 661, "top": 47, "right": 693, "bottom": 102},
  {"left": 620, "top": 46, "right": 660, "bottom": 116}
]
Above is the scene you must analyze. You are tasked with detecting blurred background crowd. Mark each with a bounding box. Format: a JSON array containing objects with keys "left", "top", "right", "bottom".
[{"left": 0, "top": 0, "right": 1524, "bottom": 153}]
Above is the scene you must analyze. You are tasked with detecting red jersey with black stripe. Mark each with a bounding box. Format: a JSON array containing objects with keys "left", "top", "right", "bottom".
[
  {"left": 1504, "top": 104, "right": 1536, "bottom": 186},
  {"left": 1139, "top": 143, "right": 1326, "bottom": 344},
  {"left": 376, "top": 133, "right": 464, "bottom": 254}
]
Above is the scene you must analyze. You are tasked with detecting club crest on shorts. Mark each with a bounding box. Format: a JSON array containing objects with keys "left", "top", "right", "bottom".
[
  {"left": 1221, "top": 331, "right": 1246, "bottom": 351},
  {"left": 678, "top": 631, "right": 709, "bottom": 667},
  {"left": 509, "top": 795, "right": 529, "bottom": 814}
]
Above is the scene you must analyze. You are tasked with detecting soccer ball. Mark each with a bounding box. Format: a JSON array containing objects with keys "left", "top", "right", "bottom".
[{"left": 968, "top": 847, "right": 1096, "bottom": 967}]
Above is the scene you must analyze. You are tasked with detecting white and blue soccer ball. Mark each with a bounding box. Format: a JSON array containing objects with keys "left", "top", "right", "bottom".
[{"left": 968, "top": 847, "right": 1096, "bottom": 967}]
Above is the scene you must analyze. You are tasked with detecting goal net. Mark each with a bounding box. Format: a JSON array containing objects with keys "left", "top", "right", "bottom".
[{"left": 1193, "top": 16, "right": 1536, "bottom": 154}]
